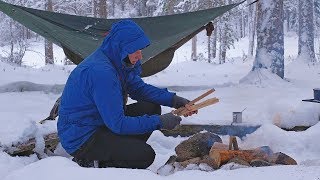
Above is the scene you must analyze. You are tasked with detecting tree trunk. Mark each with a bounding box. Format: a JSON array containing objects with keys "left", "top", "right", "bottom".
[
  {"left": 146, "top": 0, "right": 156, "bottom": 17},
  {"left": 253, "top": 0, "right": 284, "bottom": 78},
  {"left": 211, "top": 23, "right": 217, "bottom": 59},
  {"left": 45, "top": 41, "right": 54, "bottom": 65},
  {"left": 120, "top": 0, "right": 125, "bottom": 11},
  {"left": 45, "top": 0, "right": 54, "bottom": 65},
  {"left": 286, "top": 9, "right": 290, "bottom": 32},
  {"left": 92, "top": 0, "right": 98, "bottom": 17},
  {"left": 242, "top": 10, "right": 246, "bottom": 37},
  {"left": 298, "top": 0, "right": 316, "bottom": 62},
  {"left": 239, "top": 11, "right": 243, "bottom": 38},
  {"left": 248, "top": 1, "right": 256, "bottom": 57},
  {"left": 219, "top": 26, "right": 227, "bottom": 64},
  {"left": 129, "top": 0, "right": 135, "bottom": 7},
  {"left": 9, "top": 20, "right": 15, "bottom": 64},
  {"left": 192, "top": 36, "right": 197, "bottom": 61},
  {"left": 98, "top": 0, "right": 108, "bottom": 18},
  {"left": 138, "top": 0, "right": 147, "bottom": 16},
  {"left": 166, "top": 0, "right": 175, "bottom": 15}
]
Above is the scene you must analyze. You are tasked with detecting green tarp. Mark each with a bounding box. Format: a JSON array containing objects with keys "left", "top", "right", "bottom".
[{"left": 0, "top": 1, "right": 244, "bottom": 77}]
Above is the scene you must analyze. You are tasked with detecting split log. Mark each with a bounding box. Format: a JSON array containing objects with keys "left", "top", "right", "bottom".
[
  {"left": 199, "top": 155, "right": 220, "bottom": 169},
  {"left": 269, "top": 152, "right": 297, "bottom": 165},
  {"left": 175, "top": 132, "right": 222, "bottom": 161},
  {"left": 211, "top": 142, "right": 229, "bottom": 150},
  {"left": 179, "top": 157, "right": 202, "bottom": 167},
  {"left": 209, "top": 147, "right": 272, "bottom": 167}
]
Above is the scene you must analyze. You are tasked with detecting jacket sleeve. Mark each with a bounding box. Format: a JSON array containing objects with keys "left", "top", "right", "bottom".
[
  {"left": 126, "top": 73, "right": 175, "bottom": 107},
  {"left": 88, "top": 66, "right": 161, "bottom": 135}
]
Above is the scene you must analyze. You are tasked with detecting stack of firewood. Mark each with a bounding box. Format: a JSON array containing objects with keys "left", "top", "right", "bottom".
[
  {"left": 157, "top": 133, "right": 297, "bottom": 175},
  {"left": 209, "top": 138, "right": 297, "bottom": 168}
]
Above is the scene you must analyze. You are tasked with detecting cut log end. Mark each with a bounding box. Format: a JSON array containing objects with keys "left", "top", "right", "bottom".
[{"left": 210, "top": 149, "right": 222, "bottom": 167}]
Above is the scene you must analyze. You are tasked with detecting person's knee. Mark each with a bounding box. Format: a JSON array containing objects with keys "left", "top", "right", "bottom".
[{"left": 143, "top": 145, "right": 156, "bottom": 168}]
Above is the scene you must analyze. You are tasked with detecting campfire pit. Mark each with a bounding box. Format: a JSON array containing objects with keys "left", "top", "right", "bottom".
[{"left": 157, "top": 132, "right": 297, "bottom": 175}]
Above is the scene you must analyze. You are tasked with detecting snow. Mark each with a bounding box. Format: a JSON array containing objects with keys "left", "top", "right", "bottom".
[
  {"left": 0, "top": 31, "right": 320, "bottom": 179},
  {"left": 2, "top": 157, "right": 320, "bottom": 180}
]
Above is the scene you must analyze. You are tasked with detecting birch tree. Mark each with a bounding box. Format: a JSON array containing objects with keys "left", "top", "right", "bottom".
[
  {"left": 253, "top": 0, "right": 284, "bottom": 78},
  {"left": 298, "top": 0, "right": 316, "bottom": 62},
  {"left": 315, "top": 0, "right": 320, "bottom": 57},
  {"left": 248, "top": 1, "right": 256, "bottom": 57},
  {"left": 191, "top": 36, "right": 197, "bottom": 61},
  {"left": 45, "top": 0, "right": 54, "bottom": 65},
  {"left": 211, "top": 22, "right": 218, "bottom": 60}
]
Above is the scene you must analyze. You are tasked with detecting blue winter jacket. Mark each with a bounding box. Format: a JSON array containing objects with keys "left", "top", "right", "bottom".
[{"left": 57, "top": 20, "right": 175, "bottom": 154}]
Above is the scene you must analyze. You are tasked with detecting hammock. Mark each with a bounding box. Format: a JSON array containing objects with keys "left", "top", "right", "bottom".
[{"left": 0, "top": 0, "right": 244, "bottom": 77}]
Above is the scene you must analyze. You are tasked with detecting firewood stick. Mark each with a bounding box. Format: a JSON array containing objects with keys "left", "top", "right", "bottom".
[
  {"left": 229, "top": 136, "right": 233, "bottom": 150},
  {"left": 174, "top": 88, "right": 215, "bottom": 115},
  {"left": 229, "top": 136, "right": 239, "bottom": 150},
  {"left": 232, "top": 137, "right": 239, "bottom": 150},
  {"left": 209, "top": 147, "right": 271, "bottom": 167},
  {"left": 177, "top": 98, "right": 219, "bottom": 116}
]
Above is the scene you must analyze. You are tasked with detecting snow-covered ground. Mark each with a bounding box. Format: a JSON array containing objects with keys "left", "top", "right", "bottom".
[{"left": 0, "top": 31, "right": 320, "bottom": 180}]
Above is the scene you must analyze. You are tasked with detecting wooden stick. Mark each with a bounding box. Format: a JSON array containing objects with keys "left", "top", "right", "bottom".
[
  {"left": 177, "top": 98, "right": 219, "bottom": 116},
  {"left": 232, "top": 137, "right": 239, "bottom": 150},
  {"left": 173, "top": 88, "right": 215, "bottom": 115},
  {"left": 228, "top": 136, "right": 233, "bottom": 150},
  {"left": 229, "top": 136, "right": 239, "bottom": 150}
]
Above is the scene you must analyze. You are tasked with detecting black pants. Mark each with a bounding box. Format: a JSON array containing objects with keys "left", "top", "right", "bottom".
[{"left": 71, "top": 101, "right": 161, "bottom": 169}]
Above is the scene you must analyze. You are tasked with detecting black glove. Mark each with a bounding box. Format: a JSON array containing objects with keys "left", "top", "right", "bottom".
[
  {"left": 159, "top": 113, "right": 182, "bottom": 130},
  {"left": 172, "top": 95, "right": 190, "bottom": 109}
]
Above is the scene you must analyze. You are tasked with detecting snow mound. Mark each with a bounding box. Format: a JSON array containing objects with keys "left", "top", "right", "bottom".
[{"left": 240, "top": 69, "right": 291, "bottom": 87}]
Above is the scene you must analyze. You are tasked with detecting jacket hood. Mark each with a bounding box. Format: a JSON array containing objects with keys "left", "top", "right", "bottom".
[{"left": 99, "top": 20, "right": 150, "bottom": 71}]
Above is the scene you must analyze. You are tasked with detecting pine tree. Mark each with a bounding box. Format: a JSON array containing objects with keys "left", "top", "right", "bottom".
[
  {"left": 0, "top": 0, "right": 37, "bottom": 65},
  {"left": 284, "top": 0, "right": 298, "bottom": 32},
  {"left": 218, "top": 0, "right": 236, "bottom": 64},
  {"left": 253, "top": 0, "right": 284, "bottom": 78},
  {"left": 298, "top": 0, "right": 316, "bottom": 62}
]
